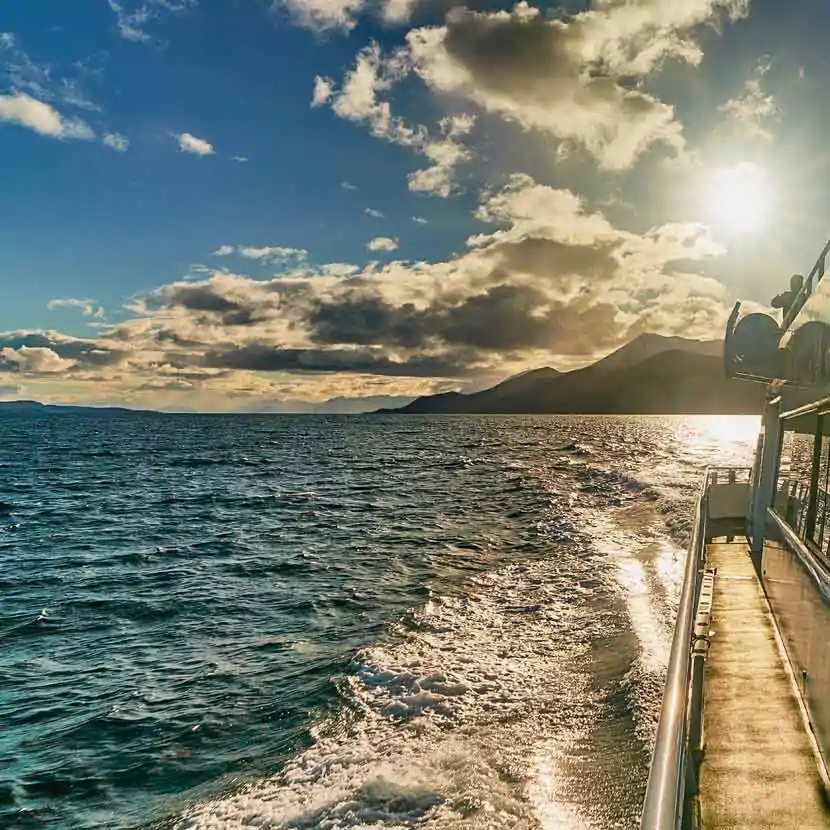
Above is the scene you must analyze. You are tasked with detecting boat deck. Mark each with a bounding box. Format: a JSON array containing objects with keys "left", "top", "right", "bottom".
[{"left": 699, "top": 536, "right": 830, "bottom": 829}]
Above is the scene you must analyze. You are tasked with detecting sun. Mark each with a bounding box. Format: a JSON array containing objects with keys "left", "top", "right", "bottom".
[{"left": 704, "top": 162, "right": 770, "bottom": 235}]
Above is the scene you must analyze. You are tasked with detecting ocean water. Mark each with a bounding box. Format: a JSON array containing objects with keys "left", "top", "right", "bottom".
[{"left": 0, "top": 414, "right": 759, "bottom": 830}]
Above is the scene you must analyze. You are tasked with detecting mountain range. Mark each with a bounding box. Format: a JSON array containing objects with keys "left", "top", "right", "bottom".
[{"left": 378, "top": 334, "right": 767, "bottom": 415}]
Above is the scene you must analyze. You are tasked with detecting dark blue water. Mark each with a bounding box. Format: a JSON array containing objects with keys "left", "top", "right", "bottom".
[{"left": 0, "top": 414, "right": 757, "bottom": 829}]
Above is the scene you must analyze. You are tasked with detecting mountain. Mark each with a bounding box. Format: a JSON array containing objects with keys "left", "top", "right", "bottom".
[
  {"left": 379, "top": 334, "right": 766, "bottom": 415},
  {"left": 0, "top": 400, "right": 157, "bottom": 415}
]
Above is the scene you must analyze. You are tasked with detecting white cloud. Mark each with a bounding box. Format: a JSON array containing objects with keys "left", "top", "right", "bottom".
[
  {"left": 177, "top": 131, "right": 214, "bottom": 155},
  {"left": 365, "top": 208, "right": 385, "bottom": 218},
  {"left": 412, "top": 216, "right": 428, "bottom": 224},
  {"left": 381, "top": 0, "right": 418, "bottom": 25},
  {"left": 211, "top": 244, "right": 308, "bottom": 262},
  {"left": 278, "top": 0, "right": 366, "bottom": 32},
  {"left": 47, "top": 298, "right": 106, "bottom": 319},
  {"left": 367, "top": 236, "right": 399, "bottom": 252},
  {"left": 103, "top": 132, "right": 130, "bottom": 152},
  {"left": 719, "top": 60, "right": 779, "bottom": 140},
  {"left": 0, "top": 93, "right": 94, "bottom": 140},
  {"left": 0, "top": 346, "right": 76, "bottom": 374},
  {"left": 317, "top": 45, "right": 475, "bottom": 195},
  {"left": 407, "top": 114, "right": 475, "bottom": 197},
  {"left": 232, "top": 155, "right": 249, "bottom": 162},
  {"left": 108, "top": 0, "right": 199, "bottom": 44},
  {"left": 341, "top": 181, "right": 358, "bottom": 191},
  {"left": 0, "top": 32, "right": 99, "bottom": 111},
  {"left": 312, "top": 76, "right": 334, "bottom": 107},
  {"left": 238, "top": 246, "right": 308, "bottom": 261},
  {"left": 321, "top": 44, "right": 422, "bottom": 147}
]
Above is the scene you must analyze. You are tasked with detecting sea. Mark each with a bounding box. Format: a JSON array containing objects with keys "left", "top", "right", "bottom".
[{"left": 0, "top": 413, "right": 759, "bottom": 830}]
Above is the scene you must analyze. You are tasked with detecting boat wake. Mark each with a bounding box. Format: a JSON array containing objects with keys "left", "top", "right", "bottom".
[{"left": 176, "top": 452, "right": 695, "bottom": 830}]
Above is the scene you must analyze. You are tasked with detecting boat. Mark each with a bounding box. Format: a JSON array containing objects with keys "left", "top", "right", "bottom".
[{"left": 640, "top": 240, "right": 830, "bottom": 828}]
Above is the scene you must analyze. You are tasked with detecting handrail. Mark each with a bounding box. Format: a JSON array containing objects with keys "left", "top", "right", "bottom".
[{"left": 640, "top": 470, "right": 709, "bottom": 829}]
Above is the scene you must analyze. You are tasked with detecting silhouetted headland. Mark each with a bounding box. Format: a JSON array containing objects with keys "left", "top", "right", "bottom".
[{"left": 377, "top": 333, "right": 766, "bottom": 415}]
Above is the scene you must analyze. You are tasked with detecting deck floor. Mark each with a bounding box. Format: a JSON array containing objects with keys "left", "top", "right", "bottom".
[{"left": 699, "top": 537, "right": 830, "bottom": 829}]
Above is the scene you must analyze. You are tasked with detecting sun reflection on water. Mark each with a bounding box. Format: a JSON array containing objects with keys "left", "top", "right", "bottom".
[{"left": 681, "top": 415, "right": 760, "bottom": 456}]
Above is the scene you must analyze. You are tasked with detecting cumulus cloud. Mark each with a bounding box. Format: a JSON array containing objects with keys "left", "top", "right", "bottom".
[
  {"left": 177, "top": 131, "right": 214, "bottom": 155},
  {"left": 365, "top": 207, "right": 385, "bottom": 218},
  {"left": 213, "top": 244, "right": 235, "bottom": 256},
  {"left": 404, "top": 0, "right": 748, "bottom": 169},
  {"left": 413, "top": 216, "right": 428, "bottom": 224},
  {"left": 315, "top": 45, "right": 475, "bottom": 195},
  {"left": 47, "top": 298, "right": 106, "bottom": 319},
  {"left": 0, "top": 346, "right": 77, "bottom": 374},
  {"left": 367, "top": 236, "right": 399, "bottom": 252},
  {"left": 0, "top": 93, "right": 94, "bottom": 140},
  {"left": 103, "top": 132, "right": 130, "bottom": 151},
  {"left": 381, "top": 0, "right": 419, "bottom": 24},
  {"left": 4, "top": 174, "right": 735, "bottom": 408},
  {"left": 341, "top": 180, "right": 358, "bottom": 191},
  {"left": 0, "top": 332, "right": 125, "bottom": 371},
  {"left": 719, "top": 60, "right": 779, "bottom": 139},
  {"left": 408, "top": 113, "right": 475, "bottom": 197}
]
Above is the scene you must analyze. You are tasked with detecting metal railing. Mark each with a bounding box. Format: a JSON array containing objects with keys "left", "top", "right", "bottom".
[
  {"left": 640, "top": 470, "right": 709, "bottom": 830},
  {"left": 706, "top": 466, "right": 753, "bottom": 486}
]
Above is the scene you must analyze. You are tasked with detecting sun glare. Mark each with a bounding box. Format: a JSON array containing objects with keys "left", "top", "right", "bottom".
[{"left": 705, "top": 163, "right": 770, "bottom": 235}]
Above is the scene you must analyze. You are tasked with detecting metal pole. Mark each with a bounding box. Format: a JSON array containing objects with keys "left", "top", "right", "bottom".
[{"left": 752, "top": 395, "right": 782, "bottom": 561}]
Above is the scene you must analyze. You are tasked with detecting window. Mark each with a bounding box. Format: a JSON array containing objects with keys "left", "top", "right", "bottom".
[
  {"left": 776, "top": 413, "right": 817, "bottom": 537},
  {"left": 775, "top": 410, "right": 830, "bottom": 562},
  {"left": 810, "top": 418, "right": 830, "bottom": 554}
]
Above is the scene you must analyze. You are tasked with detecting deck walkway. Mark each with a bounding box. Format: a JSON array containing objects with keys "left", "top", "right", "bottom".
[{"left": 699, "top": 537, "right": 830, "bottom": 829}]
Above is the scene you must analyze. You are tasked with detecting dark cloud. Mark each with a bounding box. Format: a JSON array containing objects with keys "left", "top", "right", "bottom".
[
  {"left": 150, "top": 278, "right": 314, "bottom": 327},
  {"left": 491, "top": 238, "right": 619, "bottom": 283},
  {"left": 201, "top": 344, "right": 475, "bottom": 377},
  {"left": 441, "top": 7, "right": 576, "bottom": 93},
  {"left": 306, "top": 282, "right": 622, "bottom": 354},
  {"left": 307, "top": 295, "right": 430, "bottom": 349}
]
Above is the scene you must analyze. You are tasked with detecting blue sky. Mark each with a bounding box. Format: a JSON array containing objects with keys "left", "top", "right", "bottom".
[{"left": 0, "top": 0, "right": 827, "bottom": 410}]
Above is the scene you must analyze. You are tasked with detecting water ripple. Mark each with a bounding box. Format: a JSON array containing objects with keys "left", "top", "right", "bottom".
[{"left": 0, "top": 413, "right": 758, "bottom": 829}]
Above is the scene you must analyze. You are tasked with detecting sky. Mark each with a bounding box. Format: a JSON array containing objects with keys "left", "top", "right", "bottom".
[{"left": 0, "top": 0, "right": 828, "bottom": 411}]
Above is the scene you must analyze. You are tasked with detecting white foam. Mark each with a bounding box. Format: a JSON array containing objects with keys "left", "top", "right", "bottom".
[{"left": 176, "top": 560, "right": 605, "bottom": 830}]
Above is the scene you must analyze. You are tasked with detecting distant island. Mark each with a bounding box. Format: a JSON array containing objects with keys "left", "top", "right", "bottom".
[
  {"left": 0, "top": 400, "right": 156, "bottom": 416},
  {"left": 376, "top": 333, "right": 767, "bottom": 415}
]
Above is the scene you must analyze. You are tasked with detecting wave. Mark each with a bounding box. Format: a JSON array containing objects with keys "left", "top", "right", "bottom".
[{"left": 555, "top": 441, "right": 594, "bottom": 456}]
